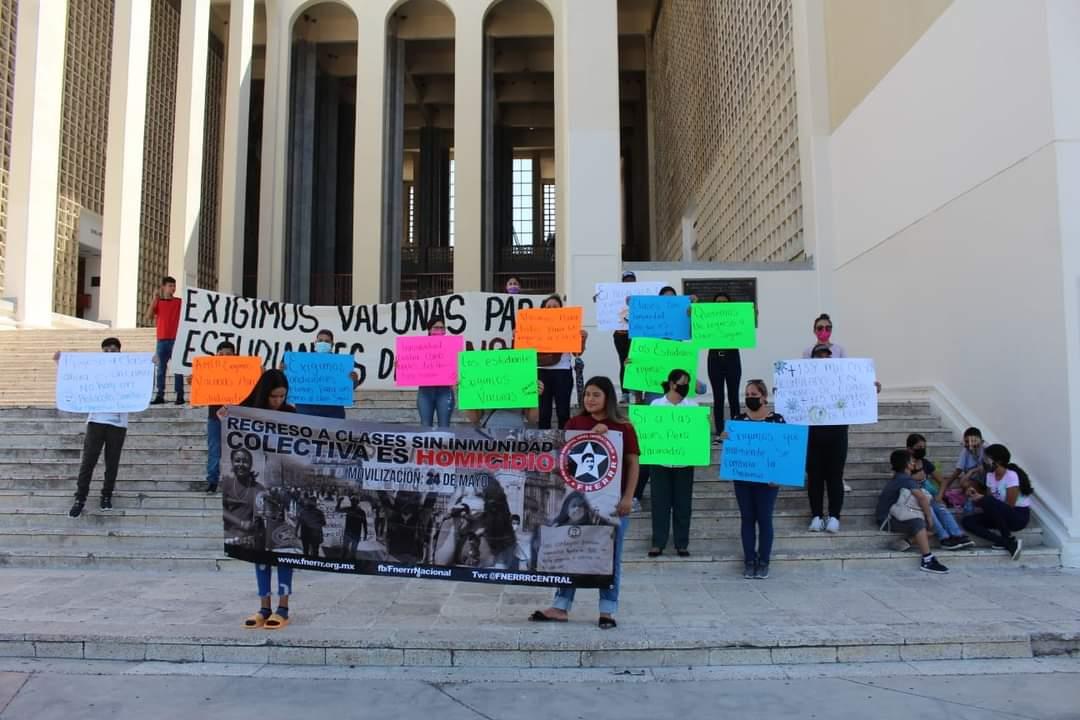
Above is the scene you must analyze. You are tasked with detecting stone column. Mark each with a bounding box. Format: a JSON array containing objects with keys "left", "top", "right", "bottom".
[
  {"left": 256, "top": 1, "right": 291, "bottom": 300},
  {"left": 453, "top": 4, "right": 484, "bottom": 291},
  {"left": 217, "top": 0, "right": 256, "bottom": 295},
  {"left": 5, "top": 0, "right": 69, "bottom": 326}
]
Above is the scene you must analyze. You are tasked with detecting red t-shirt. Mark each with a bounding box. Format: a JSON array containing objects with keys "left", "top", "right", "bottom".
[
  {"left": 154, "top": 297, "right": 182, "bottom": 340},
  {"left": 564, "top": 414, "right": 640, "bottom": 495}
]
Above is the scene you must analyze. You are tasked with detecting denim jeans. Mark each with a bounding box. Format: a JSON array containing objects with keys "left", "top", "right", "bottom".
[
  {"left": 416, "top": 386, "right": 454, "bottom": 428},
  {"left": 255, "top": 564, "right": 293, "bottom": 597},
  {"left": 930, "top": 500, "right": 963, "bottom": 541},
  {"left": 552, "top": 516, "right": 629, "bottom": 615},
  {"left": 733, "top": 481, "right": 779, "bottom": 565},
  {"left": 206, "top": 415, "right": 221, "bottom": 486},
  {"left": 154, "top": 339, "right": 184, "bottom": 399}
]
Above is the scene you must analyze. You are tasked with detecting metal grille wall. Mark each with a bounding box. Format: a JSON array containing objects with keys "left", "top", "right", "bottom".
[
  {"left": 54, "top": 0, "right": 113, "bottom": 315},
  {"left": 197, "top": 35, "right": 226, "bottom": 290},
  {"left": 0, "top": 0, "right": 16, "bottom": 296},
  {"left": 650, "top": 0, "right": 803, "bottom": 262}
]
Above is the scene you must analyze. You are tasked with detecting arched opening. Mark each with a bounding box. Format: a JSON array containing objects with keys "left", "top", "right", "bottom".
[
  {"left": 283, "top": 2, "right": 358, "bottom": 304},
  {"left": 483, "top": 0, "right": 555, "bottom": 294},
  {"left": 385, "top": 0, "right": 456, "bottom": 301}
]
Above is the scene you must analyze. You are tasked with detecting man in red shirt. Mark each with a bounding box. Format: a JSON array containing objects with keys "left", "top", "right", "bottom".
[{"left": 148, "top": 276, "right": 185, "bottom": 405}]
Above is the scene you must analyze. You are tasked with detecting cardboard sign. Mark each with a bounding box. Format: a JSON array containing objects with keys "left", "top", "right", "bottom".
[
  {"left": 514, "top": 307, "right": 583, "bottom": 353},
  {"left": 772, "top": 358, "right": 878, "bottom": 425},
  {"left": 283, "top": 351, "right": 355, "bottom": 406},
  {"left": 691, "top": 302, "right": 757, "bottom": 349},
  {"left": 535, "top": 525, "right": 615, "bottom": 575},
  {"left": 56, "top": 352, "right": 154, "bottom": 413},
  {"left": 457, "top": 349, "right": 538, "bottom": 410},
  {"left": 394, "top": 335, "right": 465, "bottom": 387},
  {"left": 628, "top": 405, "right": 712, "bottom": 466},
  {"left": 628, "top": 295, "right": 691, "bottom": 340},
  {"left": 190, "top": 356, "right": 263, "bottom": 406},
  {"left": 594, "top": 282, "right": 667, "bottom": 331},
  {"left": 720, "top": 420, "right": 809, "bottom": 486},
  {"left": 622, "top": 339, "right": 699, "bottom": 395}
]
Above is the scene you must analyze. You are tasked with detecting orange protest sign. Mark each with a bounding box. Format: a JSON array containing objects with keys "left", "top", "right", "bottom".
[
  {"left": 514, "top": 307, "right": 583, "bottom": 353},
  {"left": 191, "top": 356, "right": 264, "bottom": 406}
]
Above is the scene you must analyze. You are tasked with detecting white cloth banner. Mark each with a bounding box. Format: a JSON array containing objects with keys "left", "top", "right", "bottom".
[
  {"left": 175, "top": 288, "right": 548, "bottom": 390},
  {"left": 56, "top": 352, "right": 154, "bottom": 413},
  {"left": 594, "top": 282, "right": 667, "bottom": 331},
  {"left": 772, "top": 358, "right": 878, "bottom": 426}
]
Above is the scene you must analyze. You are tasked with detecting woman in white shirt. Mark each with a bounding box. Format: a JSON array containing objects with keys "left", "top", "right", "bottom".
[
  {"left": 961, "top": 444, "right": 1033, "bottom": 561},
  {"left": 647, "top": 369, "right": 697, "bottom": 558}
]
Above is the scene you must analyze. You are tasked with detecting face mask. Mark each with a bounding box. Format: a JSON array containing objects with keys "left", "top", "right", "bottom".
[
  {"left": 429, "top": 328, "right": 446, "bottom": 336},
  {"left": 507, "top": 287, "right": 520, "bottom": 295},
  {"left": 673, "top": 383, "right": 690, "bottom": 398},
  {"left": 815, "top": 328, "right": 832, "bottom": 343},
  {"left": 912, "top": 448, "right": 927, "bottom": 460},
  {"left": 314, "top": 341, "right": 332, "bottom": 353},
  {"left": 744, "top": 397, "right": 763, "bottom": 412}
]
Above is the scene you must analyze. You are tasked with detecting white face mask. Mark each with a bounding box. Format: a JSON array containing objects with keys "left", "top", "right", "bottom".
[{"left": 314, "top": 341, "right": 333, "bottom": 353}]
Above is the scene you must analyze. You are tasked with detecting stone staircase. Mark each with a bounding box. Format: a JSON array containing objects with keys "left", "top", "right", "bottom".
[{"left": 0, "top": 395, "right": 1059, "bottom": 572}]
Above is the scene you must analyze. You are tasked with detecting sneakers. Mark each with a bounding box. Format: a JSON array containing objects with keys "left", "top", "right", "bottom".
[
  {"left": 150, "top": 396, "right": 166, "bottom": 405},
  {"left": 631, "top": 498, "right": 642, "bottom": 513},
  {"left": 68, "top": 501, "right": 84, "bottom": 518},
  {"left": 754, "top": 563, "right": 770, "bottom": 579},
  {"left": 743, "top": 562, "right": 756, "bottom": 579},
  {"left": 941, "top": 536, "right": 974, "bottom": 550},
  {"left": 1006, "top": 537, "right": 1023, "bottom": 561},
  {"left": 808, "top": 516, "right": 825, "bottom": 532},
  {"left": 825, "top": 516, "right": 841, "bottom": 534},
  {"left": 920, "top": 555, "right": 949, "bottom": 574},
  {"left": 99, "top": 496, "right": 113, "bottom": 511},
  {"left": 205, "top": 483, "right": 218, "bottom": 494}
]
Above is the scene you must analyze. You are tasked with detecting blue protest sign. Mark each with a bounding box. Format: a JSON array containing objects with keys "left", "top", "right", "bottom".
[
  {"left": 283, "top": 352, "right": 355, "bottom": 406},
  {"left": 719, "top": 420, "right": 808, "bottom": 487},
  {"left": 628, "top": 295, "right": 691, "bottom": 340}
]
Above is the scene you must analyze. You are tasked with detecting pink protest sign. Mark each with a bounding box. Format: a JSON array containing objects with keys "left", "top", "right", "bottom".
[{"left": 394, "top": 335, "right": 466, "bottom": 387}]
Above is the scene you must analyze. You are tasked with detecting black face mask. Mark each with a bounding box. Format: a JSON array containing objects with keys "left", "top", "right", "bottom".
[
  {"left": 912, "top": 448, "right": 927, "bottom": 460},
  {"left": 744, "top": 397, "right": 763, "bottom": 412},
  {"left": 673, "top": 383, "right": 690, "bottom": 398}
]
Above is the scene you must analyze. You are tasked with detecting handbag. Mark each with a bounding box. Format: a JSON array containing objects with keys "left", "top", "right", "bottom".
[{"left": 886, "top": 488, "right": 925, "bottom": 526}]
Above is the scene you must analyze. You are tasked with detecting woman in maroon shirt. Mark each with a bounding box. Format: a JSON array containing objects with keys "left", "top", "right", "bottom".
[{"left": 529, "top": 376, "right": 640, "bottom": 629}]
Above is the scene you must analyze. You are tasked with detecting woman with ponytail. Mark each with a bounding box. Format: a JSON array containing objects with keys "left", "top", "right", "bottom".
[{"left": 961, "top": 443, "right": 1033, "bottom": 560}]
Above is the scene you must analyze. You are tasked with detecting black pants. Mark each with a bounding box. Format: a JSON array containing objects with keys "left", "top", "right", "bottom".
[
  {"left": 538, "top": 368, "right": 573, "bottom": 429},
  {"left": 74, "top": 422, "right": 127, "bottom": 503},
  {"left": 634, "top": 465, "right": 651, "bottom": 501},
  {"left": 301, "top": 534, "right": 322, "bottom": 558},
  {"left": 707, "top": 350, "right": 742, "bottom": 433},
  {"left": 806, "top": 425, "right": 848, "bottom": 518},
  {"left": 962, "top": 496, "right": 1030, "bottom": 543},
  {"left": 613, "top": 332, "right": 631, "bottom": 391},
  {"left": 650, "top": 466, "right": 694, "bottom": 550}
]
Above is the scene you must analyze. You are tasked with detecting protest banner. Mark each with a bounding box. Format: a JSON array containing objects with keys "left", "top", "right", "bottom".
[
  {"left": 174, "top": 288, "right": 547, "bottom": 390},
  {"left": 628, "top": 405, "right": 712, "bottom": 465},
  {"left": 691, "top": 302, "right": 756, "bottom": 349},
  {"left": 219, "top": 406, "right": 624, "bottom": 587},
  {"left": 622, "top": 338, "right": 699, "bottom": 395},
  {"left": 594, "top": 282, "right": 667, "bottom": 330},
  {"left": 513, "top": 307, "right": 583, "bottom": 353},
  {"left": 457, "top": 349, "right": 538, "bottom": 410},
  {"left": 719, "top": 420, "right": 809, "bottom": 487},
  {"left": 283, "top": 352, "right": 356, "bottom": 406},
  {"left": 628, "top": 295, "right": 691, "bottom": 340},
  {"left": 56, "top": 352, "right": 154, "bottom": 413},
  {"left": 394, "top": 335, "right": 465, "bottom": 387},
  {"left": 190, "top": 356, "right": 263, "bottom": 406},
  {"left": 772, "top": 358, "right": 879, "bottom": 425}
]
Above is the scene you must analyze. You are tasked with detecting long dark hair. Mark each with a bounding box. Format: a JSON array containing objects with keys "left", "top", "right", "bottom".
[
  {"left": 552, "top": 491, "right": 595, "bottom": 526},
  {"left": 241, "top": 369, "right": 291, "bottom": 411},
  {"left": 481, "top": 475, "right": 515, "bottom": 554},
  {"left": 577, "top": 376, "right": 625, "bottom": 422},
  {"left": 984, "top": 444, "right": 1033, "bottom": 496}
]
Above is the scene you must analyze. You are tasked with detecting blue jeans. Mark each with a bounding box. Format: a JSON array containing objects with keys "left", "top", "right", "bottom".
[
  {"left": 255, "top": 564, "right": 293, "bottom": 597},
  {"left": 417, "top": 386, "right": 454, "bottom": 428},
  {"left": 930, "top": 500, "right": 963, "bottom": 541},
  {"left": 295, "top": 404, "right": 346, "bottom": 419},
  {"left": 154, "top": 339, "right": 184, "bottom": 399},
  {"left": 733, "top": 481, "right": 779, "bottom": 565},
  {"left": 206, "top": 415, "right": 221, "bottom": 486},
  {"left": 552, "top": 516, "right": 628, "bottom": 615}
]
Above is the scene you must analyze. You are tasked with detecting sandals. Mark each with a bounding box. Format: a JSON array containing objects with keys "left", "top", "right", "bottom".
[
  {"left": 598, "top": 616, "right": 618, "bottom": 629},
  {"left": 264, "top": 612, "right": 290, "bottom": 630},
  {"left": 243, "top": 613, "right": 267, "bottom": 629},
  {"left": 528, "top": 610, "right": 567, "bottom": 623}
]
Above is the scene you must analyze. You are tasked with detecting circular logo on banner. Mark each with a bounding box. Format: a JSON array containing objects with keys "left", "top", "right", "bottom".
[{"left": 559, "top": 433, "right": 619, "bottom": 493}]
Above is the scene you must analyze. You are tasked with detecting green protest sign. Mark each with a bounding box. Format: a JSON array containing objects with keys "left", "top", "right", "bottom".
[
  {"left": 622, "top": 338, "right": 699, "bottom": 395},
  {"left": 629, "top": 405, "right": 712, "bottom": 466},
  {"left": 457, "top": 349, "right": 538, "bottom": 410},
  {"left": 691, "top": 302, "right": 756, "bottom": 349}
]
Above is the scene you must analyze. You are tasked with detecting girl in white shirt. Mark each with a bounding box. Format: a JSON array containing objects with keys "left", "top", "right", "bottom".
[
  {"left": 961, "top": 444, "right": 1033, "bottom": 561},
  {"left": 647, "top": 369, "right": 698, "bottom": 558}
]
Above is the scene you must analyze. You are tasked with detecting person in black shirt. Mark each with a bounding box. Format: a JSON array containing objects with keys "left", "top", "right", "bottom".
[
  {"left": 337, "top": 495, "right": 368, "bottom": 560},
  {"left": 205, "top": 340, "right": 236, "bottom": 493},
  {"left": 706, "top": 293, "right": 742, "bottom": 439}
]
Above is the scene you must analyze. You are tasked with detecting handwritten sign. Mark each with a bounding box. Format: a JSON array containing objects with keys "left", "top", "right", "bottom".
[
  {"left": 514, "top": 307, "right": 583, "bottom": 353},
  {"left": 628, "top": 295, "right": 691, "bottom": 340},
  {"left": 283, "top": 351, "right": 355, "bottom": 406},
  {"left": 457, "top": 349, "right": 538, "bottom": 410},
  {"left": 691, "top": 302, "right": 756, "bottom": 349},
  {"left": 56, "top": 352, "right": 154, "bottom": 413},
  {"left": 190, "top": 356, "right": 263, "bottom": 406},
  {"left": 629, "top": 405, "right": 712, "bottom": 466},
  {"left": 622, "top": 339, "right": 699, "bottom": 395},
  {"left": 720, "top": 420, "right": 808, "bottom": 486},
  {"left": 535, "top": 525, "right": 615, "bottom": 575},
  {"left": 594, "top": 282, "right": 667, "bottom": 330},
  {"left": 394, "top": 335, "right": 465, "bottom": 387},
  {"left": 773, "top": 358, "right": 878, "bottom": 425}
]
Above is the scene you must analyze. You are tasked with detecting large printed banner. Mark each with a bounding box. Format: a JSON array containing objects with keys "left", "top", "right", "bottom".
[
  {"left": 176, "top": 288, "right": 547, "bottom": 390},
  {"left": 219, "top": 406, "right": 623, "bottom": 588}
]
